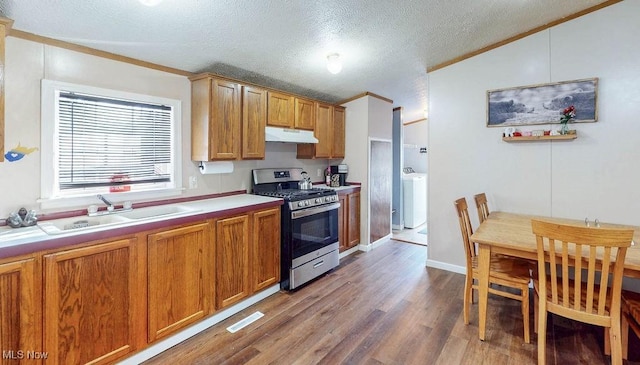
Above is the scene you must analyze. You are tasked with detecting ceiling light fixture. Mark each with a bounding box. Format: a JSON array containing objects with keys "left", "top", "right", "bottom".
[
  {"left": 326, "top": 53, "right": 342, "bottom": 74},
  {"left": 138, "top": 0, "right": 163, "bottom": 6}
]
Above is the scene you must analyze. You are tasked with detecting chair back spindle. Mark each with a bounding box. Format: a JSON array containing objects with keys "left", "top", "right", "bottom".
[{"left": 474, "top": 193, "right": 490, "bottom": 224}]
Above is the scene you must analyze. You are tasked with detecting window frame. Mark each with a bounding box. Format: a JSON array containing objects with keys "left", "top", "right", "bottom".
[{"left": 40, "top": 79, "right": 183, "bottom": 210}]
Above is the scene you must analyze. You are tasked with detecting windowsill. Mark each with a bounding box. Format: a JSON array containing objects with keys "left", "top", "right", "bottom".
[{"left": 38, "top": 188, "right": 185, "bottom": 211}]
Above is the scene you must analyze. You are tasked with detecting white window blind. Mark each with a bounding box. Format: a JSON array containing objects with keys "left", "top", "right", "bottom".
[{"left": 57, "top": 91, "right": 173, "bottom": 190}]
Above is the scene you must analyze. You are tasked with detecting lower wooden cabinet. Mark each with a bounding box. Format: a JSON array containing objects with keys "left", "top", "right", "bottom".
[
  {"left": 147, "top": 222, "right": 210, "bottom": 342},
  {"left": 215, "top": 214, "right": 251, "bottom": 309},
  {"left": 6, "top": 204, "right": 281, "bottom": 363},
  {"left": 251, "top": 208, "right": 280, "bottom": 291},
  {"left": 43, "top": 238, "right": 139, "bottom": 365},
  {"left": 338, "top": 190, "right": 361, "bottom": 252},
  {"left": 0, "top": 257, "right": 41, "bottom": 364},
  {"left": 215, "top": 208, "right": 281, "bottom": 309}
]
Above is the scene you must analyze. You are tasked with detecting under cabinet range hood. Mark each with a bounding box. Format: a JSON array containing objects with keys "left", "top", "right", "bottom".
[{"left": 265, "top": 126, "right": 318, "bottom": 144}]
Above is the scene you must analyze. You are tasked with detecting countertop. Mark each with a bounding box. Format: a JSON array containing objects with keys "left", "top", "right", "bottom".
[{"left": 0, "top": 194, "right": 282, "bottom": 259}]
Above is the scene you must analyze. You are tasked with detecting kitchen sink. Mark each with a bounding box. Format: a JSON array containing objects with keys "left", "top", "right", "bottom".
[
  {"left": 115, "top": 204, "right": 198, "bottom": 220},
  {"left": 37, "top": 204, "right": 199, "bottom": 235},
  {"left": 37, "top": 215, "right": 132, "bottom": 235}
]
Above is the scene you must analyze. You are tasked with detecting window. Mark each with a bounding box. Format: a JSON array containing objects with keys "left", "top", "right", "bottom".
[{"left": 41, "top": 80, "right": 182, "bottom": 209}]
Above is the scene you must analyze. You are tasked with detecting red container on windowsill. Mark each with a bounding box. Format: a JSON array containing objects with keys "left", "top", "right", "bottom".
[{"left": 109, "top": 173, "right": 131, "bottom": 192}]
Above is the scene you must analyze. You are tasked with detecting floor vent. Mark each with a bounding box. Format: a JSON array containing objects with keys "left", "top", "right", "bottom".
[{"left": 226, "top": 311, "right": 264, "bottom": 333}]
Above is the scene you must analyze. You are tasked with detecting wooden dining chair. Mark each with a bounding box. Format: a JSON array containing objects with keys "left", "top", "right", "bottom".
[
  {"left": 619, "top": 290, "right": 640, "bottom": 360},
  {"left": 474, "top": 193, "right": 490, "bottom": 224},
  {"left": 454, "top": 197, "right": 532, "bottom": 343},
  {"left": 531, "top": 219, "right": 634, "bottom": 365}
]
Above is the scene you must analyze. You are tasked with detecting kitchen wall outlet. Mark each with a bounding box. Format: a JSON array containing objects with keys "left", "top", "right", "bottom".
[
  {"left": 317, "top": 169, "right": 322, "bottom": 177},
  {"left": 189, "top": 176, "right": 198, "bottom": 189}
]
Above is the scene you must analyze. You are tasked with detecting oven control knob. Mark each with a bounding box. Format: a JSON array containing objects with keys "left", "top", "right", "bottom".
[
  {"left": 324, "top": 197, "right": 329, "bottom": 202},
  {"left": 315, "top": 198, "right": 321, "bottom": 203},
  {"left": 297, "top": 202, "right": 303, "bottom": 207},
  {"left": 305, "top": 200, "right": 310, "bottom": 206}
]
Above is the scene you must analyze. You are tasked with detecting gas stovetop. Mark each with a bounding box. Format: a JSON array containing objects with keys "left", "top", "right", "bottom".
[
  {"left": 252, "top": 168, "right": 339, "bottom": 210},
  {"left": 254, "top": 188, "right": 335, "bottom": 201}
]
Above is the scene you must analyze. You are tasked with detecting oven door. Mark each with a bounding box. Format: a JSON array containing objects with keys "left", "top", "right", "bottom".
[{"left": 290, "top": 202, "right": 339, "bottom": 260}]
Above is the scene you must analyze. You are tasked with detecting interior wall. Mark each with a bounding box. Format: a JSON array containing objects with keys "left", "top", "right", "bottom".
[
  {"left": 427, "top": 0, "right": 640, "bottom": 271},
  {"left": 342, "top": 95, "right": 393, "bottom": 246},
  {"left": 0, "top": 36, "right": 332, "bottom": 217},
  {"left": 343, "top": 97, "right": 370, "bottom": 245},
  {"left": 403, "top": 120, "right": 427, "bottom": 173}
]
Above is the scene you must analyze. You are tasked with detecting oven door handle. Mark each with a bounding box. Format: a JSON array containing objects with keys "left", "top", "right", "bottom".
[{"left": 291, "top": 202, "right": 340, "bottom": 220}]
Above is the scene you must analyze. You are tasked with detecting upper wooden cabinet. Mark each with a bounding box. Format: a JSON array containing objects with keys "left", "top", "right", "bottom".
[
  {"left": 44, "top": 238, "right": 140, "bottom": 365},
  {"left": 191, "top": 76, "right": 242, "bottom": 161},
  {"left": 332, "top": 106, "right": 346, "bottom": 159},
  {"left": 294, "top": 97, "right": 315, "bottom": 130},
  {"left": 267, "top": 91, "right": 295, "bottom": 128},
  {"left": 267, "top": 92, "right": 316, "bottom": 131},
  {"left": 297, "top": 103, "right": 345, "bottom": 159},
  {"left": 0, "top": 18, "right": 11, "bottom": 163},
  {"left": 242, "top": 86, "right": 267, "bottom": 159}
]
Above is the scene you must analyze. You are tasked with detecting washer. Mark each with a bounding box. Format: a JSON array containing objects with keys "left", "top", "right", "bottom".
[{"left": 402, "top": 173, "right": 426, "bottom": 228}]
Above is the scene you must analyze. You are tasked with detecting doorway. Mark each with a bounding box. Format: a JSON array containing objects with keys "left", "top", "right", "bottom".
[{"left": 391, "top": 114, "right": 428, "bottom": 246}]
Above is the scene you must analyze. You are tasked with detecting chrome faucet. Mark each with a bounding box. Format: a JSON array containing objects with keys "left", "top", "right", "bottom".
[
  {"left": 97, "top": 194, "right": 115, "bottom": 211},
  {"left": 88, "top": 195, "right": 133, "bottom": 216}
]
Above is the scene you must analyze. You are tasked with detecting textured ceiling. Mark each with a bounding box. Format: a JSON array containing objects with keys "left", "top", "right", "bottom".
[{"left": 0, "top": 0, "right": 611, "bottom": 122}]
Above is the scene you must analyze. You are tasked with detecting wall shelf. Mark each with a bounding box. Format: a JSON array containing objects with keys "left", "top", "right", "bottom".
[{"left": 502, "top": 133, "right": 577, "bottom": 142}]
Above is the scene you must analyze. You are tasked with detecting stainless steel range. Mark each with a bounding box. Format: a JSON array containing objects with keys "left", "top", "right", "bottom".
[{"left": 252, "top": 168, "right": 340, "bottom": 290}]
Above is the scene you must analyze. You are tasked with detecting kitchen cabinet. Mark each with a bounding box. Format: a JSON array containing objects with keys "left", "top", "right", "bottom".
[
  {"left": 347, "top": 191, "right": 361, "bottom": 248},
  {"left": 294, "top": 97, "right": 315, "bottom": 130},
  {"left": 0, "top": 256, "right": 41, "bottom": 363},
  {"left": 43, "top": 238, "right": 139, "bottom": 365},
  {"left": 2, "top": 200, "right": 282, "bottom": 364},
  {"left": 191, "top": 75, "right": 242, "bottom": 161},
  {"left": 215, "top": 214, "right": 251, "bottom": 309},
  {"left": 297, "top": 104, "right": 345, "bottom": 159},
  {"left": 331, "top": 106, "right": 346, "bottom": 159},
  {"left": 242, "top": 86, "right": 267, "bottom": 159},
  {"left": 267, "top": 91, "right": 295, "bottom": 128},
  {"left": 0, "top": 18, "right": 10, "bottom": 162},
  {"left": 251, "top": 208, "right": 280, "bottom": 291},
  {"left": 338, "top": 190, "right": 361, "bottom": 252},
  {"left": 147, "top": 222, "right": 210, "bottom": 343}
]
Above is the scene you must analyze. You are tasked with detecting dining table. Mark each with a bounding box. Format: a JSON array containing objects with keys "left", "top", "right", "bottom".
[{"left": 469, "top": 211, "right": 640, "bottom": 341}]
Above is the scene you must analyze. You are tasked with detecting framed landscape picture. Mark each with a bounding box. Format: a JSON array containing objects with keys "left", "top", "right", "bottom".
[{"left": 486, "top": 78, "right": 598, "bottom": 127}]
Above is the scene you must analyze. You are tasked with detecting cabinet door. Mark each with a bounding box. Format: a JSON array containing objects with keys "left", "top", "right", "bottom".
[
  {"left": 148, "top": 223, "right": 209, "bottom": 343},
  {"left": 44, "top": 238, "right": 138, "bottom": 365},
  {"left": 242, "top": 86, "right": 266, "bottom": 159},
  {"left": 252, "top": 208, "right": 280, "bottom": 292},
  {"left": 0, "top": 257, "right": 40, "bottom": 364},
  {"left": 210, "top": 79, "right": 241, "bottom": 160},
  {"left": 294, "top": 97, "right": 315, "bottom": 130},
  {"left": 314, "top": 102, "right": 333, "bottom": 158},
  {"left": 191, "top": 77, "right": 211, "bottom": 161},
  {"left": 338, "top": 194, "right": 348, "bottom": 252},
  {"left": 332, "top": 106, "right": 345, "bottom": 159},
  {"left": 348, "top": 192, "right": 361, "bottom": 248},
  {"left": 216, "top": 215, "right": 250, "bottom": 309},
  {"left": 267, "top": 91, "right": 294, "bottom": 128}
]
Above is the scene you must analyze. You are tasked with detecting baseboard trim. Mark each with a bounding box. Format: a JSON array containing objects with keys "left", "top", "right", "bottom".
[
  {"left": 425, "top": 259, "right": 466, "bottom": 275},
  {"left": 118, "top": 285, "right": 281, "bottom": 364}
]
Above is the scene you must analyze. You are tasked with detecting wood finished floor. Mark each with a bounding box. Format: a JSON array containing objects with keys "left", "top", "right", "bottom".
[{"left": 144, "top": 240, "right": 640, "bottom": 365}]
